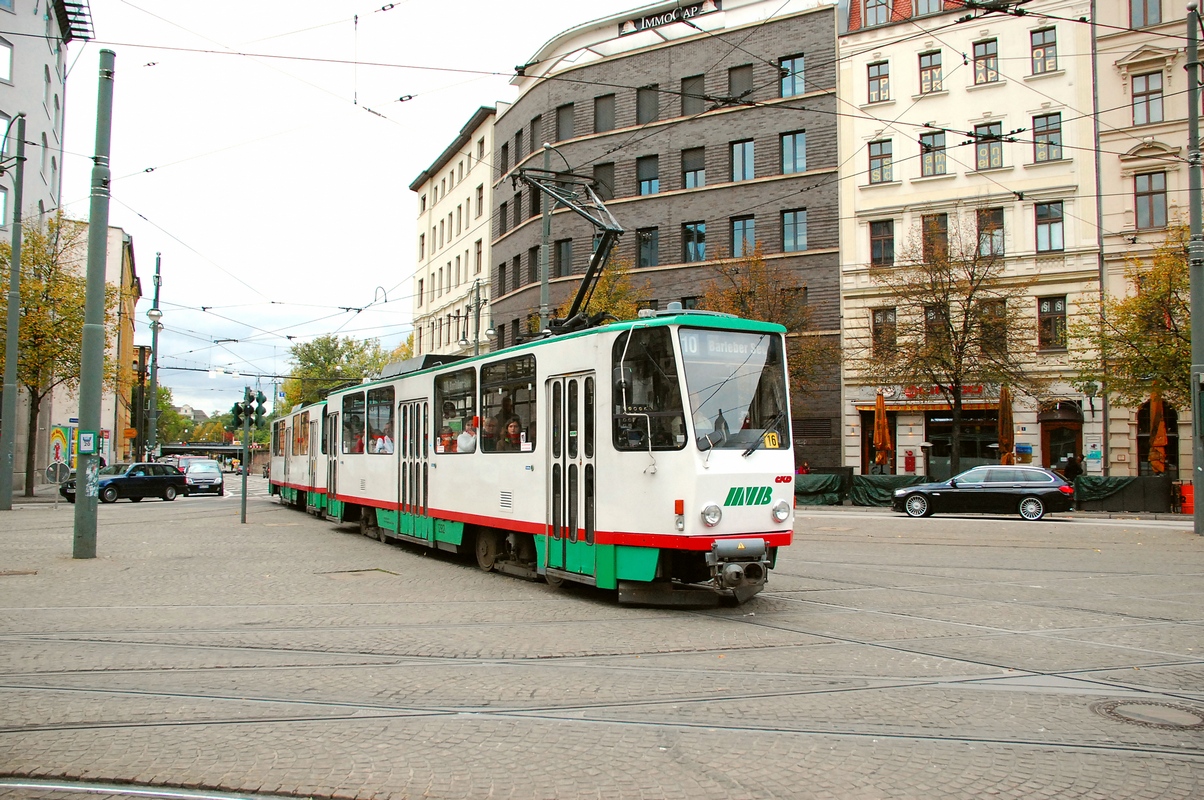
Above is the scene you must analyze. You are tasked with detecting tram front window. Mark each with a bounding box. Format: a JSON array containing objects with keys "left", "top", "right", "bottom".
[
  {"left": 679, "top": 329, "right": 790, "bottom": 451},
  {"left": 612, "top": 327, "right": 686, "bottom": 451}
]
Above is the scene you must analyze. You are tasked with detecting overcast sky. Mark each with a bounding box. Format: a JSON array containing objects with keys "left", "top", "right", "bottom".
[{"left": 60, "top": 0, "right": 642, "bottom": 414}]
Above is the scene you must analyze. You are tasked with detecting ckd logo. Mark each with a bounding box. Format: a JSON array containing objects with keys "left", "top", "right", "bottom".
[{"left": 724, "top": 486, "right": 773, "bottom": 506}]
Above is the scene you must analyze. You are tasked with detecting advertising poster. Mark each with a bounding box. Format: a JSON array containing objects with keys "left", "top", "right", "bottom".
[{"left": 49, "top": 426, "right": 70, "bottom": 465}]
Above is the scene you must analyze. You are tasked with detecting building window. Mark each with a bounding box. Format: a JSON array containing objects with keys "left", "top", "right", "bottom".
[
  {"left": 529, "top": 187, "right": 540, "bottom": 218},
  {"left": 593, "top": 162, "right": 615, "bottom": 201},
  {"left": 417, "top": 278, "right": 424, "bottom": 305},
  {"left": 475, "top": 185, "right": 483, "bottom": 217},
  {"left": 1037, "top": 296, "right": 1067, "bottom": 350},
  {"left": 514, "top": 129, "right": 524, "bottom": 162},
  {"left": 497, "top": 263, "right": 507, "bottom": 297},
  {"left": 919, "top": 131, "right": 946, "bottom": 176},
  {"left": 637, "top": 85, "right": 659, "bottom": 124},
  {"left": 637, "top": 227, "right": 659, "bottom": 267},
  {"left": 977, "top": 208, "right": 1005, "bottom": 256},
  {"left": 865, "top": 0, "right": 890, "bottom": 27},
  {"left": 682, "top": 221, "right": 706, "bottom": 262},
  {"left": 556, "top": 103, "right": 574, "bottom": 141},
  {"left": 915, "top": 0, "right": 941, "bottom": 14},
  {"left": 1133, "top": 72, "right": 1163, "bottom": 125},
  {"left": 554, "top": 239, "right": 572, "bottom": 278},
  {"left": 681, "top": 74, "right": 706, "bottom": 116},
  {"left": 974, "top": 122, "right": 1003, "bottom": 170},
  {"left": 924, "top": 305, "right": 949, "bottom": 346},
  {"left": 780, "top": 54, "right": 805, "bottom": 97},
  {"left": 868, "top": 61, "right": 890, "bottom": 103},
  {"left": 919, "top": 51, "right": 942, "bottom": 93},
  {"left": 870, "top": 220, "right": 894, "bottom": 266},
  {"left": 782, "top": 209, "right": 807, "bottom": 253},
  {"left": 974, "top": 40, "right": 999, "bottom": 84},
  {"left": 1131, "top": 0, "right": 1161, "bottom": 27},
  {"left": 922, "top": 213, "right": 948, "bottom": 262},
  {"left": 1031, "top": 28, "right": 1057, "bottom": 74},
  {"left": 594, "top": 94, "right": 616, "bottom": 133},
  {"left": 498, "top": 201, "right": 508, "bottom": 235},
  {"left": 731, "top": 139, "right": 754, "bottom": 181},
  {"left": 781, "top": 131, "right": 806, "bottom": 174},
  {"left": 499, "top": 143, "right": 509, "bottom": 174},
  {"left": 530, "top": 115, "right": 542, "bottom": 148},
  {"left": 418, "top": 233, "right": 425, "bottom": 260},
  {"left": 980, "top": 300, "right": 1007, "bottom": 355},
  {"left": 527, "top": 246, "right": 540, "bottom": 285},
  {"left": 1036, "top": 202, "right": 1064, "bottom": 252},
  {"left": 731, "top": 216, "right": 755, "bottom": 258},
  {"left": 869, "top": 140, "right": 892, "bottom": 183},
  {"left": 1033, "top": 113, "right": 1062, "bottom": 162},
  {"left": 1135, "top": 171, "right": 1167, "bottom": 228},
  {"left": 420, "top": 194, "right": 427, "bottom": 213},
  {"left": 682, "top": 147, "right": 705, "bottom": 188},
  {"left": 728, "top": 64, "right": 753, "bottom": 99},
  {"left": 477, "top": 138, "right": 485, "bottom": 160},
  {"left": 872, "top": 308, "right": 897, "bottom": 356},
  {"left": 637, "top": 156, "right": 659, "bottom": 195},
  {"left": 474, "top": 240, "right": 482, "bottom": 274}
]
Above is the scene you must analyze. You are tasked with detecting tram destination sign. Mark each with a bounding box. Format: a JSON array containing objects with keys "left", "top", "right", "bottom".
[{"left": 619, "top": 1, "right": 722, "bottom": 36}]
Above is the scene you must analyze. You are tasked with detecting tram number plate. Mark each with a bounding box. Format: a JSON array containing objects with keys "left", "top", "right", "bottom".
[{"left": 762, "top": 432, "right": 779, "bottom": 448}]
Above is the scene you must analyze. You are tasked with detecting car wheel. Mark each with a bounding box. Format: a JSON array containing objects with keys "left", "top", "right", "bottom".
[
  {"left": 904, "top": 493, "right": 930, "bottom": 518},
  {"left": 1018, "top": 496, "right": 1045, "bottom": 521},
  {"left": 100, "top": 486, "right": 118, "bottom": 504},
  {"left": 163, "top": 485, "right": 178, "bottom": 502}
]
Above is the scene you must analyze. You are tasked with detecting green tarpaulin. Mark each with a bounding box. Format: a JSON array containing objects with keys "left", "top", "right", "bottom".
[
  {"left": 794, "top": 473, "right": 844, "bottom": 506},
  {"left": 1073, "top": 476, "right": 1136, "bottom": 502},
  {"left": 850, "top": 474, "right": 926, "bottom": 507}
]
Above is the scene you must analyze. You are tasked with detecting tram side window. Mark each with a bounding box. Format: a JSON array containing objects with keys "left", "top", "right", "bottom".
[
  {"left": 272, "top": 420, "right": 285, "bottom": 457},
  {"left": 342, "top": 392, "right": 366, "bottom": 453},
  {"left": 435, "top": 368, "right": 477, "bottom": 453},
  {"left": 320, "top": 411, "right": 328, "bottom": 455},
  {"left": 612, "top": 327, "right": 687, "bottom": 451},
  {"left": 480, "top": 355, "right": 537, "bottom": 453},
  {"left": 299, "top": 411, "right": 310, "bottom": 455},
  {"left": 366, "top": 387, "right": 395, "bottom": 454}
]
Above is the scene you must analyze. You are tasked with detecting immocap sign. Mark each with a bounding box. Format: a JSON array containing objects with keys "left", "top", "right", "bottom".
[{"left": 619, "top": 0, "right": 722, "bottom": 36}]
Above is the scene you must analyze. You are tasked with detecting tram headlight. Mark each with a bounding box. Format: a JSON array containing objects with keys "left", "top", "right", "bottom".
[
  {"left": 701, "top": 503, "right": 723, "bottom": 527},
  {"left": 771, "top": 499, "right": 791, "bottom": 523}
]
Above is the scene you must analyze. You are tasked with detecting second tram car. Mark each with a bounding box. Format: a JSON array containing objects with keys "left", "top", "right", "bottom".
[{"left": 297, "top": 306, "right": 794, "bottom": 605}]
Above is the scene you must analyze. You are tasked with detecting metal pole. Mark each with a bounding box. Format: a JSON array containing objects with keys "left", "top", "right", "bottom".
[
  {"left": 0, "top": 115, "right": 25, "bottom": 511},
  {"left": 1188, "top": 4, "right": 1204, "bottom": 537},
  {"left": 240, "top": 387, "right": 250, "bottom": 524},
  {"left": 146, "top": 253, "right": 161, "bottom": 459},
  {"left": 1090, "top": 0, "right": 1110, "bottom": 477},
  {"left": 73, "top": 50, "right": 116, "bottom": 559},
  {"left": 539, "top": 145, "right": 551, "bottom": 333},
  {"left": 473, "top": 279, "right": 482, "bottom": 356}
]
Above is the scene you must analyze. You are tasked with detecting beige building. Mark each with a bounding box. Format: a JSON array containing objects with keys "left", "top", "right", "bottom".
[
  {"left": 837, "top": 0, "right": 1102, "bottom": 479},
  {"left": 410, "top": 106, "right": 496, "bottom": 357}
]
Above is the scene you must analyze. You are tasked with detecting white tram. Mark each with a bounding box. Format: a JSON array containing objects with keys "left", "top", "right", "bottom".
[
  {"left": 310, "top": 306, "right": 795, "bottom": 605},
  {"left": 268, "top": 401, "right": 329, "bottom": 515}
]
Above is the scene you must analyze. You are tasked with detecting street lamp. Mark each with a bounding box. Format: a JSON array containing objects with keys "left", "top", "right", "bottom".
[
  {"left": 457, "top": 278, "right": 487, "bottom": 356},
  {"left": 145, "top": 254, "right": 162, "bottom": 460}
]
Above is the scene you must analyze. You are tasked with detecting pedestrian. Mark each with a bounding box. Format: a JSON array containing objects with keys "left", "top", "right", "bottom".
[{"left": 1063, "top": 452, "right": 1082, "bottom": 483}]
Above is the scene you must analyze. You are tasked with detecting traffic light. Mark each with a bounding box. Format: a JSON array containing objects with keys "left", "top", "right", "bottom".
[
  {"left": 254, "top": 391, "right": 267, "bottom": 427},
  {"left": 229, "top": 401, "right": 245, "bottom": 431}
]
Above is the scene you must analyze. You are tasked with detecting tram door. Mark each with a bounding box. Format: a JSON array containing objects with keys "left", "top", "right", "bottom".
[
  {"left": 399, "top": 399, "right": 430, "bottom": 539},
  {"left": 282, "top": 424, "right": 291, "bottom": 484},
  {"left": 326, "top": 411, "right": 338, "bottom": 501},
  {"left": 546, "top": 373, "right": 596, "bottom": 577}
]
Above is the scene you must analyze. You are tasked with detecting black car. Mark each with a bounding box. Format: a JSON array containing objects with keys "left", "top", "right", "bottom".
[
  {"left": 891, "top": 465, "right": 1074, "bottom": 521},
  {"left": 59, "top": 462, "right": 188, "bottom": 504}
]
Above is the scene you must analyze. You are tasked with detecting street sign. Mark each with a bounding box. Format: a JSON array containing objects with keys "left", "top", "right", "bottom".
[
  {"left": 45, "top": 462, "right": 70, "bottom": 484},
  {"left": 68, "top": 417, "right": 78, "bottom": 423},
  {"left": 123, "top": 427, "right": 138, "bottom": 438},
  {"left": 77, "top": 430, "right": 98, "bottom": 454}
]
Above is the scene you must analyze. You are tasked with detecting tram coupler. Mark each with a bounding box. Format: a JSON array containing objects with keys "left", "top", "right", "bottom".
[{"left": 706, "top": 538, "right": 770, "bottom": 593}]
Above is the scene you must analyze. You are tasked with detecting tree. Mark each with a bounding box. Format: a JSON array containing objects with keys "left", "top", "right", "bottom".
[
  {"left": 192, "top": 417, "right": 229, "bottom": 443},
  {"left": 553, "top": 255, "right": 650, "bottom": 326},
  {"left": 850, "top": 215, "right": 1045, "bottom": 475},
  {"left": 388, "top": 333, "right": 414, "bottom": 364},
  {"left": 283, "top": 334, "right": 388, "bottom": 407},
  {"left": 1072, "top": 225, "right": 1189, "bottom": 409},
  {"left": 699, "top": 243, "right": 838, "bottom": 397},
  {"left": 0, "top": 213, "right": 117, "bottom": 495},
  {"left": 153, "top": 386, "right": 192, "bottom": 445}
]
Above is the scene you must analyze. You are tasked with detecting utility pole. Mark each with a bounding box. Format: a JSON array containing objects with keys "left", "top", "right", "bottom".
[
  {"left": 73, "top": 50, "right": 116, "bottom": 559},
  {"left": 539, "top": 145, "right": 552, "bottom": 333},
  {"left": 0, "top": 114, "right": 25, "bottom": 511},
  {"left": 145, "top": 253, "right": 162, "bottom": 460},
  {"left": 1189, "top": 4, "right": 1204, "bottom": 537},
  {"left": 240, "top": 386, "right": 250, "bottom": 525}
]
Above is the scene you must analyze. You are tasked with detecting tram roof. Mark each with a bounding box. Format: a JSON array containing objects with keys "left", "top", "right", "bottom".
[{"left": 325, "top": 313, "right": 787, "bottom": 398}]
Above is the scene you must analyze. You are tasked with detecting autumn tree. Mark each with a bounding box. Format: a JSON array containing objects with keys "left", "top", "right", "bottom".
[
  {"left": 1072, "top": 225, "right": 1189, "bottom": 409},
  {"left": 552, "top": 255, "right": 650, "bottom": 329},
  {"left": 699, "top": 243, "right": 839, "bottom": 397},
  {"left": 851, "top": 214, "right": 1046, "bottom": 475},
  {"left": 388, "top": 333, "right": 414, "bottom": 364},
  {"left": 192, "top": 416, "right": 230, "bottom": 443},
  {"left": 283, "top": 334, "right": 388, "bottom": 407},
  {"left": 0, "top": 213, "right": 117, "bottom": 494}
]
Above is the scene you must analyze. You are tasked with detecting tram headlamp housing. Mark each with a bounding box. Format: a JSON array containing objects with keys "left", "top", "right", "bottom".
[
  {"left": 771, "top": 499, "right": 791, "bottom": 523},
  {"left": 701, "top": 503, "right": 722, "bottom": 527}
]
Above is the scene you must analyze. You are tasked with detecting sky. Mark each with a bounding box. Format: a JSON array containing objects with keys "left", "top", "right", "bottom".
[{"left": 60, "top": 0, "right": 643, "bottom": 415}]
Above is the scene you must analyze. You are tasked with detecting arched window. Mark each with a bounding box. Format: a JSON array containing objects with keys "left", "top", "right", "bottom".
[{"left": 1137, "top": 400, "right": 1179, "bottom": 478}]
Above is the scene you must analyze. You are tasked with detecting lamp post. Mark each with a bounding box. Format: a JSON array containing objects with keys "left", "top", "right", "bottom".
[
  {"left": 457, "top": 278, "right": 487, "bottom": 356},
  {"left": 145, "top": 253, "right": 162, "bottom": 460}
]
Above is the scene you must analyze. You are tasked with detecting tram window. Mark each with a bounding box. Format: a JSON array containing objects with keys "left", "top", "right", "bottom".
[
  {"left": 320, "top": 411, "right": 327, "bottom": 455},
  {"left": 272, "top": 420, "right": 285, "bottom": 457},
  {"left": 298, "top": 411, "right": 310, "bottom": 456},
  {"left": 435, "top": 368, "right": 477, "bottom": 453},
  {"left": 612, "top": 327, "right": 686, "bottom": 451},
  {"left": 341, "top": 392, "right": 366, "bottom": 454},
  {"left": 480, "top": 355, "right": 537, "bottom": 453},
  {"left": 366, "top": 387, "right": 395, "bottom": 454}
]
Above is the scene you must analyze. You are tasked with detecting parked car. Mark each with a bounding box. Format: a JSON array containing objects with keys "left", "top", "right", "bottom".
[
  {"left": 59, "top": 462, "right": 188, "bottom": 504},
  {"left": 892, "top": 465, "right": 1074, "bottom": 521},
  {"left": 184, "top": 462, "right": 224, "bottom": 495}
]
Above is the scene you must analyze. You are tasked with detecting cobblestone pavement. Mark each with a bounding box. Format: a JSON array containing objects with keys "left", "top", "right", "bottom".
[{"left": 1, "top": 494, "right": 1202, "bottom": 799}]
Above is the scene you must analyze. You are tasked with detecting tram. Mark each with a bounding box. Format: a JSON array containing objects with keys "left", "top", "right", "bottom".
[{"left": 272, "top": 305, "right": 795, "bottom": 606}]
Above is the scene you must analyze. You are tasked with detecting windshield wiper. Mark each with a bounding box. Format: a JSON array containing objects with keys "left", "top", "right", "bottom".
[{"left": 741, "top": 410, "right": 786, "bottom": 458}]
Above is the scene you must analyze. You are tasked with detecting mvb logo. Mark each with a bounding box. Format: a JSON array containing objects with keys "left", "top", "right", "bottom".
[{"left": 723, "top": 486, "right": 773, "bottom": 506}]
